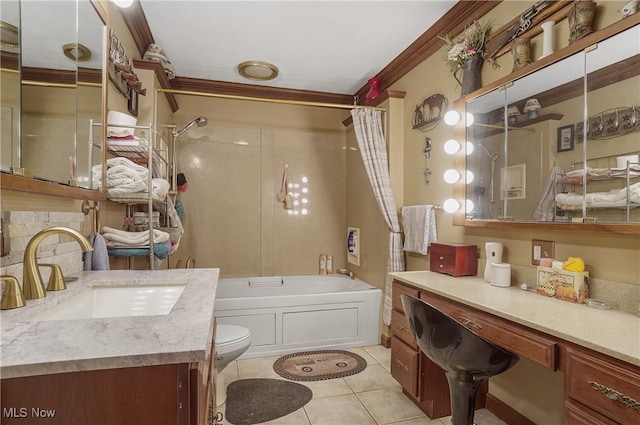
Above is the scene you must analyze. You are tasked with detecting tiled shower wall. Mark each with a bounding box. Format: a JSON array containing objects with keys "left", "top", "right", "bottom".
[
  {"left": 175, "top": 126, "right": 347, "bottom": 278},
  {"left": 0, "top": 211, "right": 86, "bottom": 288}
]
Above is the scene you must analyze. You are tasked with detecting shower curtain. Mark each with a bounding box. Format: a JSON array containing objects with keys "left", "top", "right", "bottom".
[{"left": 351, "top": 108, "right": 405, "bottom": 326}]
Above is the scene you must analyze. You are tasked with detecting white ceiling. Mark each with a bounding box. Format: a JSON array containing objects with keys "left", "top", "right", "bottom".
[{"left": 139, "top": 0, "right": 458, "bottom": 94}]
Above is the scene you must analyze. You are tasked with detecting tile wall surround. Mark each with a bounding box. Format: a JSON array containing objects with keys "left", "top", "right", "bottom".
[
  {"left": 0, "top": 211, "right": 86, "bottom": 289},
  {"left": 478, "top": 259, "right": 639, "bottom": 316}
]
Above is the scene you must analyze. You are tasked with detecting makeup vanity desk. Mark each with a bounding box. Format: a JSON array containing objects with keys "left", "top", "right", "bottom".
[{"left": 389, "top": 271, "right": 639, "bottom": 425}]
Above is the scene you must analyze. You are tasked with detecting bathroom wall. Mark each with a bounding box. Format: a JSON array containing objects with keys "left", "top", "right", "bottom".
[{"left": 170, "top": 95, "right": 348, "bottom": 278}]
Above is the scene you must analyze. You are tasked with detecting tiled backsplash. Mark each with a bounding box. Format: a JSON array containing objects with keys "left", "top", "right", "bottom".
[
  {"left": 479, "top": 259, "right": 639, "bottom": 316},
  {"left": 0, "top": 211, "right": 86, "bottom": 289}
]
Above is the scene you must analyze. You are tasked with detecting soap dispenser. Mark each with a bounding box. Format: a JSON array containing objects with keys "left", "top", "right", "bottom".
[{"left": 484, "top": 242, "right": 503, "bottom": 282}]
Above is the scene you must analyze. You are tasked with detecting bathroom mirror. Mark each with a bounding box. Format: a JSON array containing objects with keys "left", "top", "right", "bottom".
[
  {"left": 1, "top": 0, "right": 106, "bottom": 195},
  {"left": 0, "top": 0, "right": 20, "bottom": 173},
  {"left": 457, "top": 19, "right": 640, "bottom": 234}
]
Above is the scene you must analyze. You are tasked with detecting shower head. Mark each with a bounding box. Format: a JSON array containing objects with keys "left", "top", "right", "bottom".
[
  {"left": 175, "top": 116, "right": 208, "bottom": 138},
  {"left": 478, "top": 143, "right": 499, "bottom": 160}
]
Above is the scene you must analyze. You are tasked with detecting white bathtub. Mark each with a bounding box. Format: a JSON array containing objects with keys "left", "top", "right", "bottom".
[{"left": 214, "top": 275, "right": 382, "bottom": 358}]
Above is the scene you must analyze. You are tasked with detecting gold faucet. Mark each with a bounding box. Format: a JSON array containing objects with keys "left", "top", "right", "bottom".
[
  {"left": 1, "top": 276, "right": 26, "bottom": 309},
  {"left": 23, "top": 227, "right": 93, "bottom": 300}
]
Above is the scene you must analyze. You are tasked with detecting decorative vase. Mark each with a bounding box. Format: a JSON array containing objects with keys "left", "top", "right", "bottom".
[
  {"left": 511, "top": 37, "right": 531, "bottom": 71},
  {"left": 569, "top": 0, "right": 597, "bottom": 44},
  {"left": 455, "top": 55, "right": 483, "bottom": 97},
  {"left": 539, "top": 20, "right": 555, "bottom": 59},
  {"left": 365, "top": 77, "right": 381, "bottom": 103}
]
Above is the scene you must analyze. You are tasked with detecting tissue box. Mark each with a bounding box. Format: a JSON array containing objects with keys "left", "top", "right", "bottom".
[{"left": 536, "top": 266, "right": 589, "bottom": 304}]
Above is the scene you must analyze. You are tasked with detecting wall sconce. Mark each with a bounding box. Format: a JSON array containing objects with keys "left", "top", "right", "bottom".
[{"left": 523, "top": 98, "right": 542, "bottom": 119}]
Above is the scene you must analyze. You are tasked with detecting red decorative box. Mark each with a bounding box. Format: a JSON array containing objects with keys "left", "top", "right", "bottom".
[{"left": 429, "top": 242, "right": 478, "bottom": 277}]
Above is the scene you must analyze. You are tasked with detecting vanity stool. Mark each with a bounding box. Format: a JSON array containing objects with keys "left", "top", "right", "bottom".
[{"left": 401, "top": 294, "right": 519, "bottom": 425}]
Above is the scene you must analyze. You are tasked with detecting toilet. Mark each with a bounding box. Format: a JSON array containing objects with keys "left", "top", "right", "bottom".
[{"left": 215, "top": 324, "right": 251, "bottom": 406}]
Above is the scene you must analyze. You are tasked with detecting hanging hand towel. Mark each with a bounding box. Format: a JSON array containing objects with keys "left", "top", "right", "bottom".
[
  {"left": 91, "top": 233, "right": 110, "bottom": 270},
  {"left": 83, "top": 234, "right": 96, "bottom": 271},
  {"left": 402, "top": 205, "right": 437, "bottom": 255}
]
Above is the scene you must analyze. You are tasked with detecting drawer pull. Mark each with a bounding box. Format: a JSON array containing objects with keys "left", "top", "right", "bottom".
[
  {"left": 394, "top": 359, "right": 409, "bottom": 371},
  {"left": 395, "top": 324, "right": 409, "bottom": 334},
  {"left": 457, "top": 316, "right": 482, "bottom": 330},
  {"left": 588, "top": 380, "right": 640, "bottom": 411}
]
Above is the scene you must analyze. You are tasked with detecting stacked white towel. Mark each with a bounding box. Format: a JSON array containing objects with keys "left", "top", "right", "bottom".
[
  {"left": 402, "top": 205, "right": 437, "bottom": 255},
  {"left": 102, "top": 226, "right": 171, "bottom": 247},
  {"left": 92, "top": 157, "right": 149, "bottom": 195}
]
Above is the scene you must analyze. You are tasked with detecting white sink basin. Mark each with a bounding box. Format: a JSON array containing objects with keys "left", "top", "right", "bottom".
[{"left": 31, "top": 284, "right": 186, "bottom": 321}]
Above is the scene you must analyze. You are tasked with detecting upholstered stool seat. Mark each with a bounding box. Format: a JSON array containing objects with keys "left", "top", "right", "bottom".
[{"left": 401, "top": 294, "right": 518, "bottom": 425}]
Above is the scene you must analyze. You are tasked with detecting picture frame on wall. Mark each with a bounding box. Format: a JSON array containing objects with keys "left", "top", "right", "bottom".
[
  {"left": 128, "top": 89, "right": 138, "bottom": 117},
  {"left": 557, "top": 125, "right": 574, "bottom": 152}
]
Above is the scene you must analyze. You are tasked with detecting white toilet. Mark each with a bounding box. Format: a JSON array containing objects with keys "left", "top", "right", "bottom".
[{"left": 215, "top": 324, "right": 251, "bottom": 406}]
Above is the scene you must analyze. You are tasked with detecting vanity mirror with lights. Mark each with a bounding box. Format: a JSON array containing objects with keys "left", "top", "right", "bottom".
[
  {"left": 0, "top": 0, "right": 106, "bottom": 200},
  {"left": 452, "top": 16, "right": 640, "bottom": 235}
]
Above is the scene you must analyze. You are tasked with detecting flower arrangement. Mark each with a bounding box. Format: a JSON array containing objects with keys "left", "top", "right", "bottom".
[{"left": 440, "top": 20, "right": 494, "bottom": 72}]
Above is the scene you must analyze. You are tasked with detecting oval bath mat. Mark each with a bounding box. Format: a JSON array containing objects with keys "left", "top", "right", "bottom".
[{"left": 273, "top": 349, "right": 367, "bottom": 381}]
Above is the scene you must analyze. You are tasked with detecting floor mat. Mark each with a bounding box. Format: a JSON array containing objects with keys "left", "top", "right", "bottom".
[
  {"left": 273, "top": 349, "right": 367, "bottom": 381},
  {"left": 225, "top": 378, "right": 312, "bottom": 425}
]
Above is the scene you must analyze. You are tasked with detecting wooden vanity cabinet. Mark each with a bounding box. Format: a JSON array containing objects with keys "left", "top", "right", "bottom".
[
  {"left": 390, "top": 280, "right": 485, "bottom": 419},
  {"left": 391, "top": 278, "right": 640, "bottom": 425},
  {"left": 1, "top": 331, "right": 216, "bottom": 425}
]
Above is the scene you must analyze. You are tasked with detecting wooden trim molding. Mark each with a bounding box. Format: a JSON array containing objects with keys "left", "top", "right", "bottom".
[
  {"left": 0, "top": 51, "right": 18, "bottom": 71},
  {"left": 169, "top": 76, "right": 354, "bottom": 106},
  {"left": 118, "top": 0, "right": 154, "bottom": 58},
  {"left": 486, "top": 393, "right": 537, "bottom": 425},
  {"left": 132, "top": 59, "right": 179, "bottom": 112}
]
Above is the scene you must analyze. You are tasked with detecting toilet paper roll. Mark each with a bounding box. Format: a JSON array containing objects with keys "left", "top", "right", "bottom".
[{"left": 616, "top": 154, "right": 639, "bottom": 169}]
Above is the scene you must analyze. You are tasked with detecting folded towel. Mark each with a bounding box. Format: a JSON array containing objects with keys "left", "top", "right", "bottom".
[
  {"left": 107, "top": 241, "right": 172, "bottom": 259},
  {"left": 102, "top": 226, "right": 170, "bottom": 247},
  {"left": 152, "top": 178, "right": 170, "bottom": 199},
  {"left": 402, "top": 205, "right": 437, "bottom": 255}
]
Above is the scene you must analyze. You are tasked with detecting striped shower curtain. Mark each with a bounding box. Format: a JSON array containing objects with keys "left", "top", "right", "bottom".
[{"left": 351, "top": 108, "right": 405, "bottom": 326}]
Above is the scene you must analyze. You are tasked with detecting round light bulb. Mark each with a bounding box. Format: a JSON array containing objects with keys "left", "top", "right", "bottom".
[
  {"left": 466, "top": 141, "right": 474, "bottom": 155},
  {"left": 444, "top": 110, "right": 461, "bottom": 126},
  {"left": 113, "top": 0, "right": 134, "bottom": 7},
  {"left": 443, "top": 198, "right": 461, "bottom": 213},
  {"left": 466, "top": 170, "right": 474, "bottom": 184},
  {"left": 443, "top": 139, "right": 460, "bottom": 155},
  {"left": 466, "top": 112, "right": 475, "bottom": 127},
  {"left": 466, "top": 199, "right": 475, "bottom": 213},
  {"left": 443, "top": 169, "right": 461, "bottom": 184}
]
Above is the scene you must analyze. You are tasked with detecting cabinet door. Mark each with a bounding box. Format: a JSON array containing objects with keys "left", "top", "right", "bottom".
[
  {"left": 564, "top": 401, "right": 620, "bottom": 425},
  {"left": 392, "top": 280, "right": 420, "bottom": 313},
  {"left": 391, "top": 308, "right": 417, "bottom": 348}
]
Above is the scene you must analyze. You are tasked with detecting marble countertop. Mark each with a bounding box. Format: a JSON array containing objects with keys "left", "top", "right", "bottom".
[
  {"left": 390, "top": 271, "right": 640, "bottom": 367},
  {"left": 0, "top": 268, "right": 219, "bottom": 379}
]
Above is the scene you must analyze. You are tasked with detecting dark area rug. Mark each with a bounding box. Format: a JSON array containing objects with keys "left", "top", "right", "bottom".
[
  {"left": 225, "top": 378, "right": 312, "bottom": 425},
  {"left": 273, "top": 349, "right": 367, "bottom": 381}
]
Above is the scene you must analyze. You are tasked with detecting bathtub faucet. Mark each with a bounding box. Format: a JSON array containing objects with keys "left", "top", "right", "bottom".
[{"left": 23, "top": 227, "right": 93, "bottom": 300}]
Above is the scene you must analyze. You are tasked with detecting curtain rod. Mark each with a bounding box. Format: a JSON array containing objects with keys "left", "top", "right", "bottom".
[{"left": 157, "top": 88, "right": 385, "bottom": 111}]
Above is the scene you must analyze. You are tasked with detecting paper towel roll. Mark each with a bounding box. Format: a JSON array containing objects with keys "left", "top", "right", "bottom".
[{"left": 616, "top": 154, "right": 639, "bottom": 169}]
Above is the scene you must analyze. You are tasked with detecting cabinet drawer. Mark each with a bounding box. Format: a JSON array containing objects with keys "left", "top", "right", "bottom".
[
  {"left": 565, "top": 347, "right": 640, "bottom": 425},
  {"left": 392, "top": 280, "right": 419, "bottom": 313},
  {"left": 564, "top": 401, "right": 619, "bottom": 425},
  {"left": 421, "top": 291, "right": 557, "bottom": 370},
  {"left": 392, "top": 308, "right": 417, "bottom": 348},
  {"left": 391, "top": 337, "right": 419, "bottom": 397}
]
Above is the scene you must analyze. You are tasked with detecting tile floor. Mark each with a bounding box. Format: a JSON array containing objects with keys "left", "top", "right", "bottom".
[{"left": 215, "top": 345, "right": 508, "bottom": 425}]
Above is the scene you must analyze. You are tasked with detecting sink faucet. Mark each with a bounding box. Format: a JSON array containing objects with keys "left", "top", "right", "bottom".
[{"left": 23, "top": 226, "right": 93, "bottom": 300}]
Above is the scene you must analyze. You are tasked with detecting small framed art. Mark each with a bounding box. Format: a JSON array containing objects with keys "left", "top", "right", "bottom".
[
  {"left": 128, "top": 89, "right": 138, "bottom": 117},
  {"left": 557, "top": 125, "right": 574, "bottom": 152}
]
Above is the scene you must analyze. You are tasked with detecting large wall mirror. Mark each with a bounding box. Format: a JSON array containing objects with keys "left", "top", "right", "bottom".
[
  {"left": 457, "top": 18, "right": 639, "bottom": 235},
  {"left": 1, "top": 0, "right": 105, "bottom": 194}
]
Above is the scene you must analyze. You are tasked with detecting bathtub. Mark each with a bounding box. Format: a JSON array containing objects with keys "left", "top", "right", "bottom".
[{"left": 214, "top": 275, "right": 382, "bottom": 358}]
